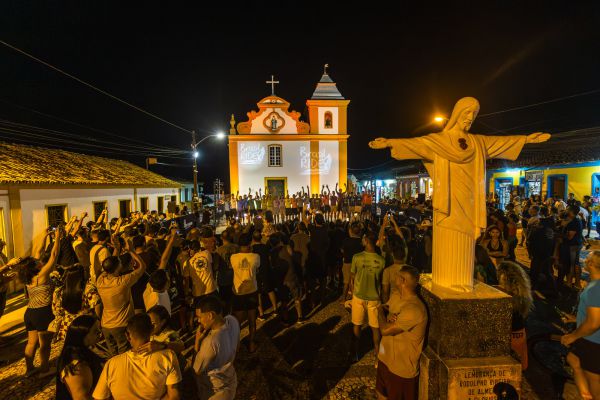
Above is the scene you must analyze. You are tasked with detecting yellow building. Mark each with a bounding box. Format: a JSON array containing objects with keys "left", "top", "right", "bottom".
[
  {"left": 228, "top": 68, "right": 349, "bottom": 195},
  {"left": 488, "top": 162, "right": 600, "bottom": 203}
]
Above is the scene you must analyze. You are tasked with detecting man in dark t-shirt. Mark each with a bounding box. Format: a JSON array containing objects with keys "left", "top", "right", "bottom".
[
  {"left": 304, "top": 213, "right": 330, "bottom": 308},
  {"left": 560, "top": 206, "right": 584, "bottom": 287},
  {"left": 251, "top": 230, "right": 277, "bottom": 319},
  {"left": 341, "top": 222, "right": 364, "bottom": 302}
]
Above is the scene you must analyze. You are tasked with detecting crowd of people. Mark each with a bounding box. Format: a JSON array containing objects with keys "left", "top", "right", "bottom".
[
  {"left": 0, "top": 185, "right": 598, "bottom": 399},
  {"left": 483, "top": 191, "right": 600, "bottom": 399}
]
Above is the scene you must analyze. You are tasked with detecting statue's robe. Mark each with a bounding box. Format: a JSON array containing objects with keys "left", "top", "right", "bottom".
[{"left": 386, "top": 131, "right": 526, "bottom": 290}]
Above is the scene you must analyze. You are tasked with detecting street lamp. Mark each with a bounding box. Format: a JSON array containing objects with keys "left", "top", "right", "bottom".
[{"left": 191, "top": 131, "right": 225, "bottom": 202}]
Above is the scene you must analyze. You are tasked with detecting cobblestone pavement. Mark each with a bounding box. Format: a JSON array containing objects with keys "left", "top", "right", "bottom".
[{"left": 1, "top": 236, "right": 597, "bottom": 399}]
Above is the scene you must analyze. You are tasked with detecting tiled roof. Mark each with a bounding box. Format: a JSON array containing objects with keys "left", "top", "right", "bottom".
[
  {"left": 0, "top": 142, "right": 181, "bottom": 187},
  {"left": 311, "top": 73, "right": 345, "bottom": 100}
]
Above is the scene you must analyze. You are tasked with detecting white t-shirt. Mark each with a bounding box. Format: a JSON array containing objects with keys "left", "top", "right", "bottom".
[
  {"left": 193, "top": 315, "right": 240, "bottom": 400},
  {"left": 579, "top": 207, "right": 589, "bottom": 222},
  {"left": 89, "top": 244, "right": 110, "bottom": 283},
  {"left": 230, "top": 253, "right": 259, "bottom": 295},
  {"left": 183, "top": 250, "right": 216, "bottom": 297},
  {"left": 93, "top": 349, "right": 181, "bottom": 400},
  {"left": 143, "top": 283, "right": 171, "bottom": 315}
]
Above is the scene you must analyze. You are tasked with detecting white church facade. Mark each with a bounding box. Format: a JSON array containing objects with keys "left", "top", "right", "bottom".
[{"left": 228, "top": 68, "right": 350, "bottom": 196}]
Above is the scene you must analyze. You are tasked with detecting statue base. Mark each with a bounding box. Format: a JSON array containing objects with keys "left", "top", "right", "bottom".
[{"left": 418, "top": 275, "right": 522, "bottom": 399}]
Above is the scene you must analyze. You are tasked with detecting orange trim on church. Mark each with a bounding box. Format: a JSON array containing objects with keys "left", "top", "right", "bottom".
[
  {"left": 236, "top": 95, "right": 310, "bottom": 134},
  {"left": 229, "top": 134, "right": 349, "bottom": 141}
]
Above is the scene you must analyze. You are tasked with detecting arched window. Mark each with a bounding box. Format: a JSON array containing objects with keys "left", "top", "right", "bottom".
[
  {"left": 324, "top": 111, "right": 333, "bottom": 129},
  {"left": 268, "top": 144, "right": 282, "bottom": 167}
]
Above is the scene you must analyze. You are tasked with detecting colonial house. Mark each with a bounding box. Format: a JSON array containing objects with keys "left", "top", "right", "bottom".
[
  {"left": 486, "top": 127, "right": 600, "bottom": 209},
  {"left": 0, "top": 142, "right": 181, "bottom": 259}
]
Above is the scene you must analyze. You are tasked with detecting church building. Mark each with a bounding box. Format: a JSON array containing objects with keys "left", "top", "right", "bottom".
[{"left": 228, "top": 67, "right": 349, "bottom": 196}]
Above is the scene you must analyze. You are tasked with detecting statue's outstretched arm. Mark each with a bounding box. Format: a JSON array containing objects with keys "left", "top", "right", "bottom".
[
  {"left": 525, "top": 132, "right": 551, "bottom": 144},
  {"left": 369, "top": 136, "right": 430, "bottom": 161},
  {"left": 368, "top": 137, "right": 392, "bottom": 149}
]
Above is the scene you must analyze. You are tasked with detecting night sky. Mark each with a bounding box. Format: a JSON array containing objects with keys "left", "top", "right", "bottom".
[{"left": 2, "top": 3, "right": 600, "bottom": 191}]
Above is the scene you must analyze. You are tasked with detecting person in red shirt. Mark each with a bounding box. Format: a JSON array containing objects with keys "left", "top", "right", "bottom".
[
  {"left": 322, "top": 185, "right": 331, "bottom": 222},
  {"left": 361, "top": 191, "right": 373, "bottom": 221}
]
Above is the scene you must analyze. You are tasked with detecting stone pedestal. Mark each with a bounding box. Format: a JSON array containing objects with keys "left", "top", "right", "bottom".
[{"left": 418, "top": 275, "right": 522, "bottom": 400}]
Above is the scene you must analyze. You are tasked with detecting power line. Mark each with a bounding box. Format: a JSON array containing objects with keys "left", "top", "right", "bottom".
[
  {"left": 0, "top": 39, "right": 194, "bottom": 136},
  {"left": 348, "top": 159, "right": 398, "bottom": 171},
  {"left": 478, "top": 88, "right": 600, "bottom": 118},
  {"left": 0, "top": 97, "right": 187, "bottom": 150},
  {"left": 0, "top": 127, "right": 190, "bottom": 159},
  {"left": 0, "top": 119, "right": 186, "bottom": 154}
]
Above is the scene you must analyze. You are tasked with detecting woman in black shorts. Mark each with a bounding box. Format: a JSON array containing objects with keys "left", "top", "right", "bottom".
[{"left": 16, "top": 228, "right": 63, "bottom": 377}]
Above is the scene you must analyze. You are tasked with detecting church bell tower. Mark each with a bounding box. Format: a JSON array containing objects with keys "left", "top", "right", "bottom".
[{"left": 305, "top": 65, "right": 350, "bottom": 191}]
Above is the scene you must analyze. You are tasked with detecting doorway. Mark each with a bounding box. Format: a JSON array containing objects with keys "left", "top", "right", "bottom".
[
  {"left": 0, "top": 208, "right": 5, "bottom": 259},
  {"left": 265, "top": 177, "right": 287, "bottom": 197},
  {"left": 494, "top": 178, "right": 513, "bottom": 210},
  {"left": 547, "top": 174, "right": 568, "bottom": 200},
  {"left": 592, "top": 173, "right": 600, "bottom": 226}
]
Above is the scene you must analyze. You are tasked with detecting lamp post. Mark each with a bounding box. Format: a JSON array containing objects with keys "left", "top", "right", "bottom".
[{"left": 191, "top": 131, "right": 225, "bottom": 202}]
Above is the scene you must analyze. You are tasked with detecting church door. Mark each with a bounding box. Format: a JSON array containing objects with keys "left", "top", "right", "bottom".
[{"left": 265, "top": 177, "right": 287, "bottom": 197}]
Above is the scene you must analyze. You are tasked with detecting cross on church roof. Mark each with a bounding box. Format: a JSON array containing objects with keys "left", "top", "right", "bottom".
[{"left": 266, "top": 74, "right": 279, "bottom": 96}]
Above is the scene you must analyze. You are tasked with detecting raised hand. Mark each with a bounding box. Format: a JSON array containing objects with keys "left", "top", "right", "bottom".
[
  {"left": 526, "top": 132, "right": 551, "bottom": 144},
  {"left": 369, "top": 137, "right": 389, "bottom": 149}
]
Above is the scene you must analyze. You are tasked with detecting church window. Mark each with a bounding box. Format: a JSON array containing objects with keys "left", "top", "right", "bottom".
[
  {"left": 324, "top": 111, "right": 333, "bottom": 129},
  {"left": 268, "top": 145, "right": 282, "bottom": 167}
]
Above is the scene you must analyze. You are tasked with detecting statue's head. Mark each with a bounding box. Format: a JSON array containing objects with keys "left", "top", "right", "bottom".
[{"left": 444, "top": 97, "right": 480, "bottom": 133}]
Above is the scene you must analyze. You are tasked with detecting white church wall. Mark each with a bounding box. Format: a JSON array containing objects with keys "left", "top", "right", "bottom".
[
  {"left": 238, "top": 141, "right": 311, "bottom": 193},
  {"left": 317, "top": 107, "right": 339, "bottom": 134},
  {"left": 318, "top": 141, "right": 340, "bottom": 188},
  {"left": 249, "top": 108, "right": 299, "bottom": 134},
  {"left": 18, "top": 187, "right": 178, "bottom": 254}
]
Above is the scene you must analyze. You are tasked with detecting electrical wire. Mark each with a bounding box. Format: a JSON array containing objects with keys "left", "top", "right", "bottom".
[
  {"left": 0, "top": 127, "right": 191, "bottom": 159},
  {"left": 348, "top": 159, "right": 399, "bottom": 171},
  {"left": 0, "top": 97, "right": 187, "bottom": 150},
  {"left": 0, "top": 39, "right": 194, "bottom": 136},
  {"left": 0, "top": 119, "right": 186, "bottom": 154},
  {"left": 478, "top": 88, "right": 600, "bottom": 118}
]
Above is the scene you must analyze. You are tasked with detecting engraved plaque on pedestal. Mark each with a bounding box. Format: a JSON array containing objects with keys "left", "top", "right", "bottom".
[{"left": 446, "top": 357, "right": 521, "bottom": 400}]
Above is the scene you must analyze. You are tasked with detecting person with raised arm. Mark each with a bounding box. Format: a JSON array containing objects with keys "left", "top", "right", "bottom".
[
  {"left": 96, "top": 240, "right": 147, "bottom": 356},
  {"left": 15, "top": 226, "right": 63, "bottom": 377}
]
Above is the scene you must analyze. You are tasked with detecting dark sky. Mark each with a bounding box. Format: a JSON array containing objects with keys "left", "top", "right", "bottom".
[{"left": 2, "top": 3, "right": 600, "bottom": 190}]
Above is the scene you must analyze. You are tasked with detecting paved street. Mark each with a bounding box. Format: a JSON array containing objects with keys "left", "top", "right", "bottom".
[{"left": 0, "top": 239, "right": 595, "bottom": 399}]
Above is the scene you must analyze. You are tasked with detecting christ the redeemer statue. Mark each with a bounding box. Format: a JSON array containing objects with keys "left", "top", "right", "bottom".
[{"left": 370, "top": 97, "right": 550, "bottom": 291}]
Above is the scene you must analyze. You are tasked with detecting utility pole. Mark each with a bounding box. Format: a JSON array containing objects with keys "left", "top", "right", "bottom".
[{"left": 191, "top": 130, "right": 198, "bottom": 201}]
